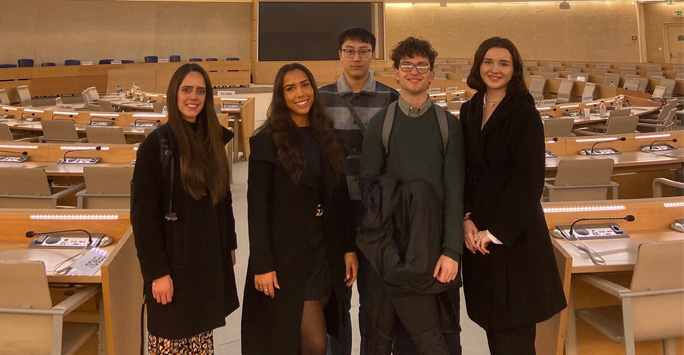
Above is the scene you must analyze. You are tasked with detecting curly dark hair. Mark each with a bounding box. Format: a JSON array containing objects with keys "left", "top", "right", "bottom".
[
  {"left": 390, "top": 37, "right": 438, "bottom": 69},
  {"left": 166, "top": 63, "right": 229, "bottom": 205},
  {"left": 466, "top": 37, "right": 527, "bottom": 94},
  {"left": 256, "top": 63, "right": 346, "bottom": 184}
]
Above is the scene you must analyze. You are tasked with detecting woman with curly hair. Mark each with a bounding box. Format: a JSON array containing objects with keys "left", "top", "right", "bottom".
[{"left": 241, "top": 63, "right": 358, "bottom": 355}]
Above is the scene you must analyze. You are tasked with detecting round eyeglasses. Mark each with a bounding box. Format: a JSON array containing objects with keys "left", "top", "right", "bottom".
[
  {"left": 341, "top": 49, "right": 373, "bottom": 58},
  {"left": 399, "top": 63, "right": 432, "bottom": 74}
]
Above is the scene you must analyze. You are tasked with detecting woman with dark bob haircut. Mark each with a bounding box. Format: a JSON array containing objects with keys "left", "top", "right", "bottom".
[
  {"left": 460, "top": 37, "right": 566, "bottom": 354},
  {"left": 241, "top": 63, "right": 358, "bottom": 355},
  {"left": 132, "top": 63, "right": 239, "bottom": 354}
]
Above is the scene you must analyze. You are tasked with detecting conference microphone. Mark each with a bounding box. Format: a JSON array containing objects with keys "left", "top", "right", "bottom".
[
  {"left": 20, "top": 112, "right": 40, "bottom": 122},
  {"left": 132, "top": 118, "right": 161, "bottom": 127},
  {"left": 62, "top": 146, "right": 101, "bottom": 161},
  {"left": 89, "top": 116, "right": 116, "bottom": 126},
  {"left": 648, "top": 138, "right": 678, "bottom": 152},
  {"left": 569, "top": 215, "right": 635, "bottom": 239},
  {"left": 580, "top": 137, "right": 626, "bottom": 155},
  {"left": 0, "top": 149, "right": 28, "bottom": 156},
  {"left": 26, "top": 229, "right": 93, "bottom": 248}
]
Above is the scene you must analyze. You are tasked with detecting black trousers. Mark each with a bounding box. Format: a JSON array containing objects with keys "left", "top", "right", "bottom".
[{"left": 486, "top": 324, "right": 536, "bottom": 355}]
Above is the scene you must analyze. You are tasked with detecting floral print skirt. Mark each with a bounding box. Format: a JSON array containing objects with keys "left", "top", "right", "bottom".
[{"left": 148, "top": 330, "right": 214, "bottom": 355}]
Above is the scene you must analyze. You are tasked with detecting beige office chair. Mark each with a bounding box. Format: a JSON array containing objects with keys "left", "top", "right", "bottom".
[
  {"left": 0, "top": 123, "right": 37, "bottom": 142},
  {"left": 152, "top": 102, "right": 166, "bottom": 113},
  {"left": 581, "top": 83, "right": 596, "bottom": 102},
  {"left": 565, "top": 67, "right": 581, "bottom": 74},
  {"left": 544, "top": 72, "right": 560, "bottom": 79},
  {"left": 572, "top": 63, "right": 587, "bottom": 68},
  {"left": 529, "top": 77, "right": 546, "bottom": 101},
  {"left": 0, "top": 260, "right": 99, "bottom": 355},
  {"left": 608, "top": 108, "right": 631, "bottom": 118},
  {"left": 637, "top": 108, "right": 676, "bottom": 132},
  {"left": 40, "top": 120, "right": 85, "bottom": 143},
  {"left": 0, "top": 168, "right": 84, "bottom": 208},
  {"left": 640, "top": 99, "right": 676, "bottom": 121},
  {"left": 539, "top": 66, "right": 554, "bottom": 72},
  {"left": 576, "top": 240, "right": 684, "bottom": 355},
  {"left": 592, "top": 68, "right": 608, "bottom": 75},
  {"left": 623, "top": 78, "right": 640, "bottom": 92},
  {"left": 621, "top": 64, "right": 637, "bottom": 70},
  {"left": 652, "top": 178, "right": 684, "bottom": 198},
  {"left": 0, "top": 89, "right": 10, "bottom": 105},
  {"left": 86, "top": 104, "right": 101, "bottom": 112},
  {"left": 647, "top": 71, "right": 665, "bottom": 79},
  {"left": 447, "top": 100, "right": 465, "bottom": 111},
  {"left": 596, "top": 63, "right": 611, "bottom": 69},
  {"left": 543, "top": 118, "right": 575, "bottom": 138},
  {"left": 544, "top": 159, "right": 618, "bottom": 201},
  {"left": 85, "top": 126, "right": 126, "bottom": 144},
  {"left": 98, "top": 99, "right": 115, "bottom": 112},
  {"left": 556, "top": 79, "right": 574, "bottom": 104},
  {"left": 602, "top": 74, "right": 620, "bottom": 87},
  {"left": 76, "top": 166, "right": 134, "bottom": 208},
  {"left": 646, "top": 64, "right": 663, "bottom": 71},
  {"left": 575, "top": 115, "right": 639, "bottom": 136},
  {"left": 658, "top": 78, "right": 676, "bottom": 97},
  {"left": 16, "top": 85, "right": 32, "bottom": 107}
]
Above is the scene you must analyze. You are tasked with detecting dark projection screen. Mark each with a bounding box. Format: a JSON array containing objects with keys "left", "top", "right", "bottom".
[{"left": 259, "top": 2, "right": 372, "bottom": 61}]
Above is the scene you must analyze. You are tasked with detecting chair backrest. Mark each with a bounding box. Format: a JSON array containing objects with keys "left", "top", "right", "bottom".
[
  {"left": 596, "top": 63, "right": 611, "bottom": 69},
  {"left": 16, "top": 85, "right": 32, "bottom": 107},
  {"left": 553, "top": 159, "right": 614, "bottom": 201},
  {"left": 189, "top": 58, "right": 202, "bottom": 62},
  {"left": 548, "top": 61, "right": 562, "bottom": 67},
  {"left": 83, "top": 87, "right": 99, "bottom": 103},
  {"left": 144, "top": 56, "right": 158, "bottom": 63},
  {"left": 645, "top": 64, "right": 662, "bottom": 71},
  {"left": 556, "top": 79, "right": 574, "bottom": 104},
  {"left": 98, "top": 99, "right": 114, "bottom": 112},
  {"left": 64, "top": 59, "right": 80, "bottom": 66},
  {"left": 592, "top": 68, "right": 608, "bottom": 74},
  {"left": 629, "top": 240, "right": 684, "bottom": 341},
  {"left": 121, "top": 60, "right": 134, "bottom": 64},
  {"left": 40, "top": 62, "right": 55, "bottom": 67},
  {"left": 529, "top": 77, "right": 546, "bottom": 101},
  {"left": 81, "top": 166, "right": 134, "bottom": 208},
  {"left": 566, "top": 67, "right": 581, "bottom": 73},
  {"left": 604, "top": 115, "right": 638, "bottom": 135},
  {"left": 206, "top": 58, "right": 218, "bottom": 61},
  {"left": 0, "top": 123, "right": 15, "bottom": 141},
  {"left": 543, "top": 118, "right": 575, "bottom": 138},
  {"left": 0, "top": 260, "right": 53, "bottom": 354},
  {"left": 608, "top": 108, "right": 631, "bottom": 118},
  {"left": 99, "top": 59, "right": 113, "bottom": 65},
  {"left": 0, "top": 89, "right": 9, "bottom": 105},
  {"left": 620, "top": 70, "right": 636, "bottom": 77},
  {"left": 544, "top": 72, "right": 560, "bottom": 79},
  {"left": 581, "top": 83, "right": 596, "bottom": 101},
  {"left": 623, "top": 78, "right": 639, "bottom": 91},
  {"left": 152, "top": 102, "right": 166, "bottom": 113},
  {"left": 539, "top": 66, "right": 554, "bottom": 72},
  {"left": 602, "top": 74, "right": 620, "bottom": 86},
  {"left": 17, "top": 59, "right": 34, "bottom": 67},
  {"left": 659, "top": 78, "right": 675, "bottom": 97},
  {"left": 169, "top": 55, "right": 181, "bottom": 62},
  {"left": 523, "top": 61, "right": 538, "bottom": 67},
  {"left": 0, "top": 168, "right": 54, "bottom": 208},
  {"left": 647, "top": 71, "right": 664, "bottom": 78},
  {"left": 85, "top": 126, "right": 126, "bottom": 144},
  {"left": 41, "top": 120, "right": 79, "bottom": 141},
  {"left": 572, "top": 63, "right": 586, "bottom": 68},
  {"left": 621, "top": 64, "right": 637, "bottom": 70}
]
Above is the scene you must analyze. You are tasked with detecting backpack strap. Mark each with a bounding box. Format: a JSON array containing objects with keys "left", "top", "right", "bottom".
[
  {"left": 157, "top": 125, "right": 177, "bottom": 222},
  {"left": 382, "top": 101, "right": 449, "bottom": 156}
]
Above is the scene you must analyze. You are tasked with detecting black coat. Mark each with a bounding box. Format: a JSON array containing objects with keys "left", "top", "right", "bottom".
[
  {"left": 460, "top": 91, "right": 566, "bottom": 331},
  {"left": 131, "top": 124, "right": 239, "bottom": 339},
  {"left": 241, "top": 128, "right": 356, "bottom": 355}
]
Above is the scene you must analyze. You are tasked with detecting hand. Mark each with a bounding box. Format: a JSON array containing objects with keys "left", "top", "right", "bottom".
[
  {"left": 344, "top": 252, "right": 359, "bottom": 287},
  {"left": 474, "top": 231, "right": 492, "bottom": 255},
  {"left": 463, "top": 219, "right": 479, "bottom": 254},
  {"left": 254, "top": 271, "right": 280, "bottom": 299},
  {"left": 152, "top": 274, "right": 174, "bottom": 305},
  {"left": 433, "top": 255, "right": 459, "bottom": 283},
  {"left": 231, "top": 249, "right": 236, "bottom": 266}
]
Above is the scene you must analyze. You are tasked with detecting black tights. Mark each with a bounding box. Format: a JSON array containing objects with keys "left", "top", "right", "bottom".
[{"left": 300, "top": 294, "right": 330, "bottom": 355}]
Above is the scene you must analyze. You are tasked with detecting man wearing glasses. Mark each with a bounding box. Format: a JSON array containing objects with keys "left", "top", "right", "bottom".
[
  {"left": 358, "top": 37, "right": 464, "bottom": 355},
  {"left": 320, "top": 27, "right": 399, "bottom": 355}
]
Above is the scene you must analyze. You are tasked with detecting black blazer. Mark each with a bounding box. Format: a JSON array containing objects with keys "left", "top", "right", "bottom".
[
  {"left": 460, "top": 91, "right": 566, "bottom": 331},
  {"left": 131, "top": 124, "right": 239, "bottom": 339},
  {"left": 241, "top": 128, "right": 355, "bottom": 355}
]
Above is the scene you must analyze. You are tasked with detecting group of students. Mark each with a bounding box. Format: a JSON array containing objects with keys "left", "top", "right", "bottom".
[{"left": 131, "top": 27, "right": 567, "bottom": 355}]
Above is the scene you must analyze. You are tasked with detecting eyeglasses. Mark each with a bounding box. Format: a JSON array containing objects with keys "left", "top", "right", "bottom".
[
  {"left": 341, "top": 49, "right": 373, "bottom": 58},
  {"left": 399, "top": 63, "right": 432, "bottom": 74}
]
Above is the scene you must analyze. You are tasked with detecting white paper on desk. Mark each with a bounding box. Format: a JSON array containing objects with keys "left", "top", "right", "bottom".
[{"left": 564, "top": 239, "right": 650, "bottom": 267}]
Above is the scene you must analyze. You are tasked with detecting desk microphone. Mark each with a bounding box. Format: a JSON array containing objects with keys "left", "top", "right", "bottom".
[
  {"left": 590, "top": 137, "right": 626, "bottom": 154},
  {"left": 89, "top": 116, "right": 116, "bottom": 125},
  {"left": 26, "top": 229, "right": 93, "bottom": 247},
  {"left": 62, "top": 146, "right": 101, "bottom": 162},
  {"left": 0, "top": 149, "right": 28, "bottom": 156},
  {"left": 133, "top": 118, "right": 161, "bottom": 126},
  {"left": 563, "top": 107, "right": 582, "bottom": 116},
  {"left": 648, "top": 138, "right": 677, "bottom": 151},
  {"left": 569, "top": 215, "right": 635, "bottom": 238},
  {"left": 20, "top": 112, "right": 40, "bottom": 121},
  {"left": 51, "top": 113, "right": 76, "bottom": 120}
]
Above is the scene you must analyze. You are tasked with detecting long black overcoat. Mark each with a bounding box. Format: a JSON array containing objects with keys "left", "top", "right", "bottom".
[
  {"left": 460, "top": 91, "right": 566, "bottom": 331},
  {"left": 131, "top": 125, "right": 239, "bottom": 339},
  {"left": 241, "top": 128, "right": 356, "bottom": 355}
]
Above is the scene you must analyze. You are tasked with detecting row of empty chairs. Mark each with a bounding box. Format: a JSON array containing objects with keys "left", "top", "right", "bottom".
[
  {"left": 1, "top": 56, "right": 241, "bottom": 67},
  {"left": 0, "top": 121, "right": 130, "bottom": 144}
]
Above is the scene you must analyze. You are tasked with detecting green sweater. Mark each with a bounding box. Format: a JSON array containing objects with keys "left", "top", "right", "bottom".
[{"left": 359, "top": 100, "right": 466, "bottom": 259}]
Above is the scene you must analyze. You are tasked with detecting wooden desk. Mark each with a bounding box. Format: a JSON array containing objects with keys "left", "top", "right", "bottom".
[
  {"left": 538, "top": 198, "right": 684, "bottom": 355},
  {"left": 0, "top": 209, "right": 141, "bottom": 354}
]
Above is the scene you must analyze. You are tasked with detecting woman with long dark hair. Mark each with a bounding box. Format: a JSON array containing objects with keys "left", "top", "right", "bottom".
[
  {"left": 241, "top": 63, "right": 358, "bottom": 355},
  {"left": 460, "top": 37, "right": 566, "bottom": 354},
  {"left": 131, "top": 63, "right": 239, "bottom": 354}
]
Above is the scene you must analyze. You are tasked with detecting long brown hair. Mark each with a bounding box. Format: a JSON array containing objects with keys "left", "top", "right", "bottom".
[
  {"left": 166, "top": 63, "right": 229, "bottom": 204},
  {"left": 467, "top": 37, "right": 527, "bottom": 94},
  {"left": 256, "top": 63, "right": 346, "bottom": 184}
]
